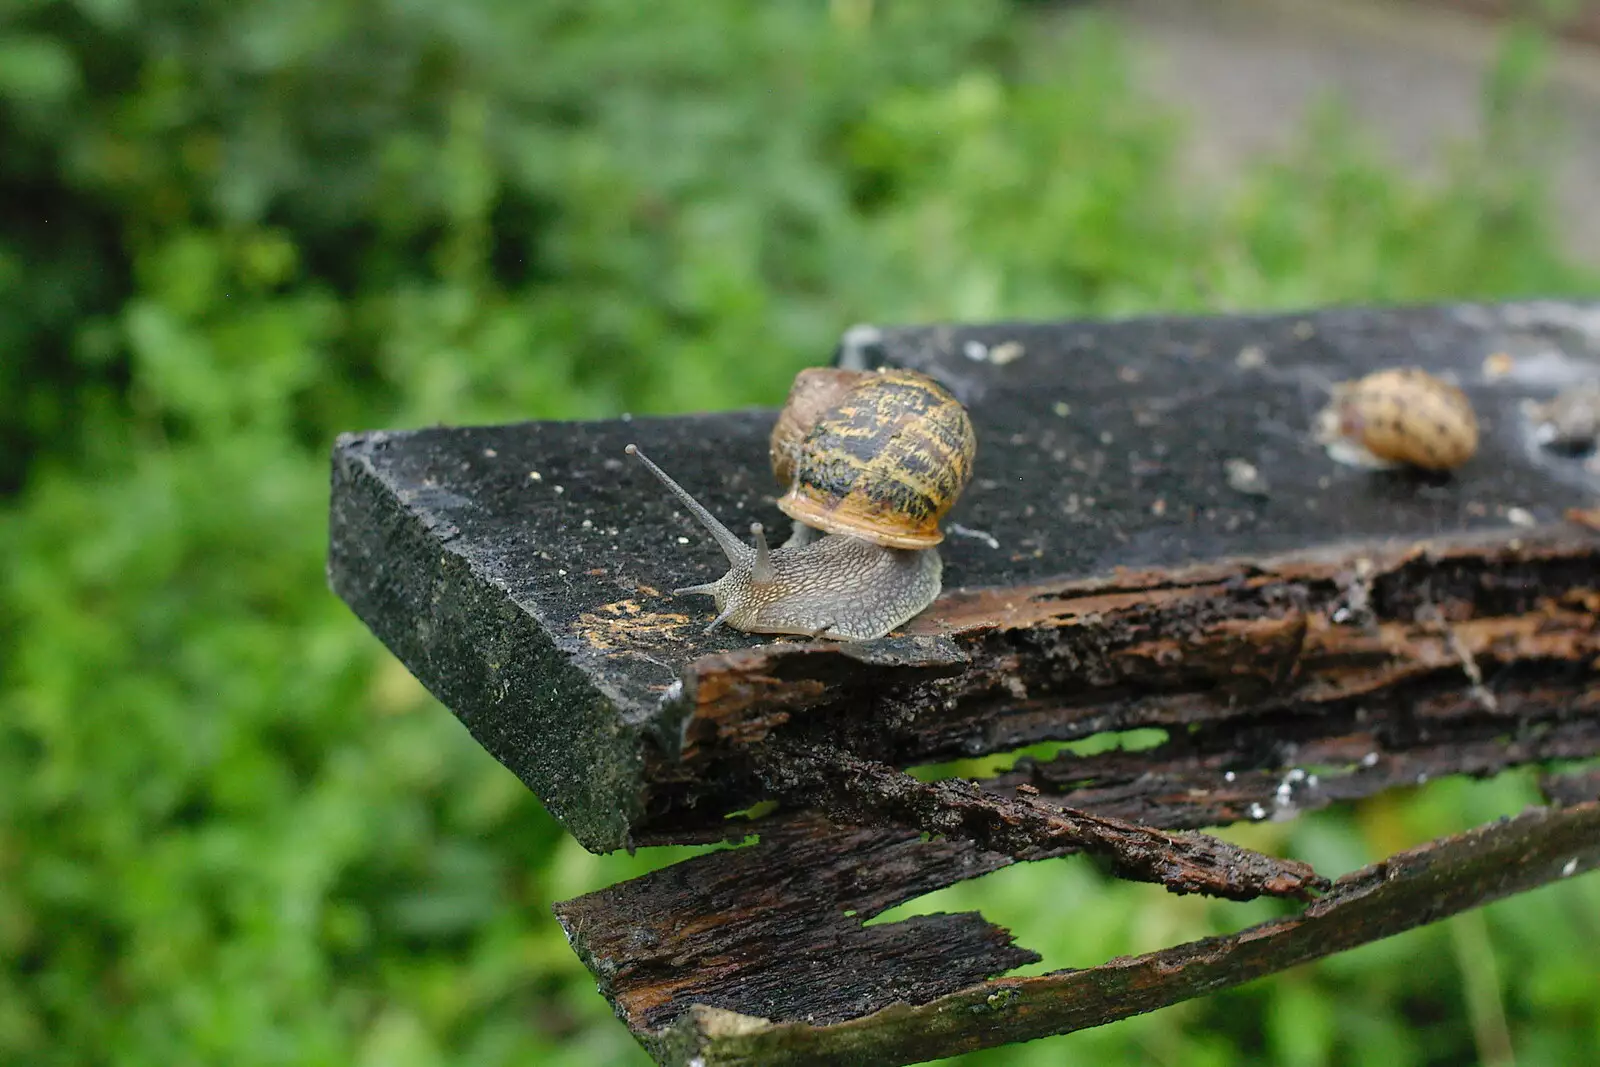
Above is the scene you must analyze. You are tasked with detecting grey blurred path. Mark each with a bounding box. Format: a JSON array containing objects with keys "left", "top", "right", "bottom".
[{"left": 1100, "top": 0, "right": 1600, "bottom": 263}]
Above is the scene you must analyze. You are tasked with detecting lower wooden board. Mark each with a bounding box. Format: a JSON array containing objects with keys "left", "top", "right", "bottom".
[{"left": 555, "top": 790, "right": 1600, "bottom": 1067}]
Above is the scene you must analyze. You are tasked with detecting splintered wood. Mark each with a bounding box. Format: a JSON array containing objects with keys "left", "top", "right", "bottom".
[
  {"left": 557, "top": 798, "right": 1600, "bottom": 1067},
  {"left": 758, "top": 741, "right": 1328, "bottom": 901},
  {"left": 648, "top": 531, "right": 1600, "bottom": 852},
  {"left": 328, "top": 301, "right": 1600, "bottom": 1067},
  {"left": 565, "top": 521, "right": 1600, "bottom": 1066}
]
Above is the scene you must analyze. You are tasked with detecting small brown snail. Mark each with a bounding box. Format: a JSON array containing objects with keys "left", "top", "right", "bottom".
[
  {"left": 625, "top": 366, "right": 977, "bottom": 641},
  {"left": 1312, "top": 367, "right": 1479, "bottom": 472}
]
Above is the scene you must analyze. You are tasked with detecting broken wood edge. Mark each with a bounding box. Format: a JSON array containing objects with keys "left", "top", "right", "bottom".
[
  {"left": 631, "top": 522, "right": 1600, "bottom": 841},
  {"left": 554, "top": 817, "right": 1054, "bottom": 1038},
  {"left": 989, "top": 716, "right": 1600, "bottom": 830},
  {"left": 554, "top": 760, "right": 1599, "bottom": 1041},
  {"left": 328, "top": 432, "right": 653, "bottom": 852},
  {"left": 639, "top": 798, "right": 1600, "bottom": 1067},
  {"left": 759, "top": 741, "right": 1330, "bottom": 901},
  {"left": 673, "top": 522, "right": 1600, "bottom": 736},
  {"left": 913, "top": 519, "right": 1600, "bottom": 634},
  {"left": 635, "top": 698, "right": 1600, "bottom": 857}
]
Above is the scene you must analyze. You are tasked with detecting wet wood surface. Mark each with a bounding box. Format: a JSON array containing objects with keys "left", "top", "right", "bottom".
[
  {"left": 328, "top": 300, "right": 1600, "bottom": 1066},
  {"left": 330, "top": 300, "right": 1600, "bottom": 851}
]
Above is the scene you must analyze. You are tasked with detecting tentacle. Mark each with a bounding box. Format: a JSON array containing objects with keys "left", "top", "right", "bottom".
[{"left": 625, "top": 444, "right": 750, "bottom": 566}]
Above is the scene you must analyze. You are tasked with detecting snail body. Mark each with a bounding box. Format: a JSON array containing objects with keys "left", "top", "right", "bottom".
[
  {"left": 625, "top": 366, "right": 975, "bottom": 641},
  {"left": 1313, "top": 367, "right": 1478, "bottom": 472}
]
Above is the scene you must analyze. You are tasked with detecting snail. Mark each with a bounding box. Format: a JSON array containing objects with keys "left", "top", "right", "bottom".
[
  {"left": 1312, "top": 367, "right": 1479, "bottom": 472},
  {"left": 1525, "top": 382, "right": 1600, "bottom": 454},
  {"left": 625, "top": 366, "right": 977, "bottom": 641}
]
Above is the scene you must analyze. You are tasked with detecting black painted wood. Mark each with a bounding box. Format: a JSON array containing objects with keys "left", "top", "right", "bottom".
[{"left": 327, "top": 300, "right": 1600, "bottom": 852}]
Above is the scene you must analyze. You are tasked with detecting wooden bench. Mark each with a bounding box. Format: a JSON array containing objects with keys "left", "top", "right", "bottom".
[{"left": 328, "top": 300, "right": 1600, "bottom": 1067}]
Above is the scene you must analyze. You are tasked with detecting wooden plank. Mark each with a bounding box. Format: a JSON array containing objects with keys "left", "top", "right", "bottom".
[
  {"left": 328, "top": 301, "right": 1600, "bottom": 852},
  {"left": 755, "top": 740, "right": 1328, "bottom": 901},
  {"left": 555, "top": 794, "right": 1600, "bottom": 1067}
]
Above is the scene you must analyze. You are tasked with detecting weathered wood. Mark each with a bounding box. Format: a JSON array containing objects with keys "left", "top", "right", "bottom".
[
  {"left": 757, "top": 741, "right": 1328, "bottom": 901},
  {"left": 556, "top": 817, "right": 1049, "bottom": 1036},
  {"left": 556, "top": 797, "right": 1600, "bottom": 1067},
  {"left": 327, "top": 300, "right": 1600, "bottom": 853},
  {"left": 990, "top": 704, "right": 1600, "bottom": 828},
  {"left": 329, "top": 301, "right": 1600, "bottom": 1066},
  {"left": 649, "top": 528, "right": 1600, "bottom": 847}
]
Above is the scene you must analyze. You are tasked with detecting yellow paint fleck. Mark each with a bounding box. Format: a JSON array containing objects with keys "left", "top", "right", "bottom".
[{"left": 576, "top": 598, "right": 694, "bottom": 650}]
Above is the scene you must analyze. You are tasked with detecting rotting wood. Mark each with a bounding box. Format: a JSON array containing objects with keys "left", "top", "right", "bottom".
[
  {"left": 756, "top": 741, "right": 1327, "bottom": 901},
  {"left": 329, "top": 301, "right": 1600, "bottom": 852},
  {"left": 555, "top": 817, "right": 1051, "bottom": 1035},
  {"left": 556, "top": 798, "right": 1600, "bottom": 1067},
  {"left": 329, "top": 301, "right": 1600, "bottom": 1066},
  {"left": 668, "top": 529, "right": 1600, "bottom": 765},
  {"left": 633, "top": 526, "right": 1600, "bottom": 846},
  {"left": 991, "top": 710, "right": 1600, "bottom": 829}
]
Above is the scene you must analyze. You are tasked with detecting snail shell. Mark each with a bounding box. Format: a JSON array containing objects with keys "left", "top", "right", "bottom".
[
  {"left": 1313, "top": 367, "right": 1478, "bottom": 472},
  {"left": 774, "top": 367, "right": 977, "bottom": 549},
  {"left": 769, "top": 367, "right": 869, "bottom": 487}
]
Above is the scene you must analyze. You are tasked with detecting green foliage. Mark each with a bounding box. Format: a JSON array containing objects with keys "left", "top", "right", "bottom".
[{"left": 2, "top": 1, "right": 1598, "bottom": 1065}]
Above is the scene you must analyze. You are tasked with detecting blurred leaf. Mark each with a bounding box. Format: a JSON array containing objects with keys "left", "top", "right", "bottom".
[{"left": 0, "top": 33, "right": 78, "bottom": 103}]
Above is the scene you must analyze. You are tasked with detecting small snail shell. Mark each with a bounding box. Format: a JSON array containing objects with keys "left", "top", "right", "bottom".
[
  {"left": 774, "top": 367, "right": 978, "bottom": 549},
  {"left": 624, "top": 367, "right": 974, "bottom": 641},
  {"left": 1313, "top": 367, "right": 1478, "bottom": 472}
]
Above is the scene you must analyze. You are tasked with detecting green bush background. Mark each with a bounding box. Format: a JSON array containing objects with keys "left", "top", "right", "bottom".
[{"left": 3, "top": 1, "right": 1598, "bottom": 1064}]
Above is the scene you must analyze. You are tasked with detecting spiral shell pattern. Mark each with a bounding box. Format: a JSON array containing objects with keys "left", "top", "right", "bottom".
[
  {"left": 769, "top": 367, "right": 868, "bottom": 488},
  {"left": 776, "top": 367, "right": 976, "bottom": 548}
]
